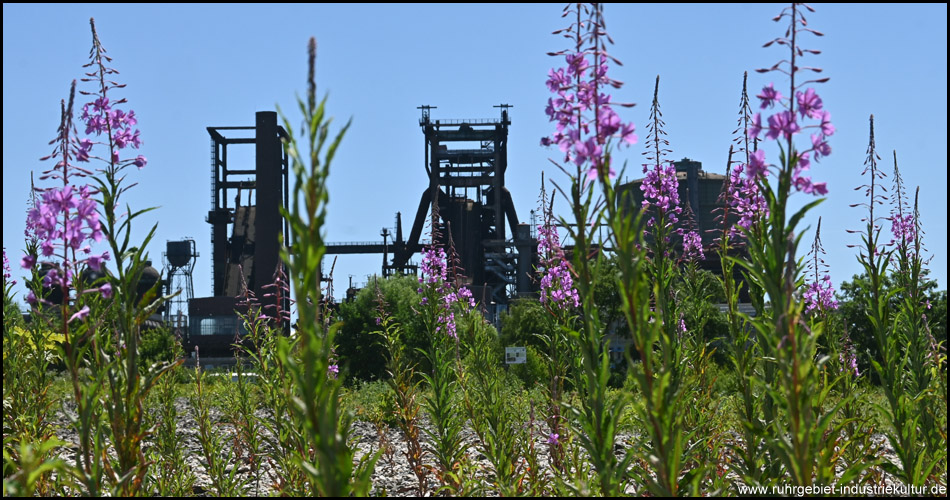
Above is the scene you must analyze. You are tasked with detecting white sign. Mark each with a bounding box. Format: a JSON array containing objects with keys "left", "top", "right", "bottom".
[{"left": 505, "top": 346, "right": 526, "bottom": 365}]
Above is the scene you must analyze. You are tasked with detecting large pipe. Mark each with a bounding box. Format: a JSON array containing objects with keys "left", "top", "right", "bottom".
[
  {"left": 396, "top": 187, "right": 432, "bottom": 269},
  {"left": 396, "top": 212, "right": 404, "bottom": 244},
  {"left": 502, "top": 187, "right": 519, "bottom": 239},
  {"left": 255, "top": 111, "right": 281, "bottom": 299}
]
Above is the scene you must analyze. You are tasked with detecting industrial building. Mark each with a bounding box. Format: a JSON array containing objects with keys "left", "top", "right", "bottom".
[
  {"left": 173, "top": 107, "right": 538, "bottom": 355},
  {"left": 617, "top": 158, "right": 729, "bottom": 269}
]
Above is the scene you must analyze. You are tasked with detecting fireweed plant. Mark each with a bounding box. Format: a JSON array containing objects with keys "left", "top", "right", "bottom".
[
  {"left": 441, "top": 237, "right": 528, "bottom": 496},
  {"left": 734, "top": 3, "right": 868, "bottom": 489},
  {"left": 673, "top": 194, "right": 724, "bottom": 491},
  {"left": 625, "top": 75, "right": 703, "bottom": 496},
  {"left": 191, "top": 347, "right": 248, "bottom": 496},
  {"left": 373, "top": 288, "right": 430, "bottom": 496},
  {"left": 4, "top": 194, "right": 71, "bottom": 496},
  {"left": 890, "top": 159, "right": 946, "bottom": 480},
  {"left": 713, "top": 75, "right": 773, "bottom": 487},
  {"left": 852, "top": 118, "right": 912, "bottom": 487},
  {"left": 856, "top": 120, "right": 946, "bottom": 487},
  {"left": 436, "top": 237, "right": 506, "bottom": 497},
  {"left": 807, "top": 218, "right": 872, "bottom": 470},
  {"left": 3, "top": 251, "right": 68, "bottom": 496},
  {"left": 542, "top": 3, "right": 644, "bottom": 496},
  {"left": 534, "top": 177, "right": 580, "bottom": 479},
  {"left": 224, "top": 343, "right": 265, "bottom": 495},
  {"left": 81, "top": 19, "right": 182, "bottom": 497},
  {"left": 23, "top": 80, "right": 112, "bottom": 497},
  {"left": 16, "top": 18, "right": 175, "bottom": 496},
  {"left": 235, "top": 268, "right": 313, "bottom": 494},
  {"left": 722, "top": 151, "right": 776, "bottom": 488},
  {"left": 274, "top": 37, "right": 377, "bottom": 496},
  {"left": 229, "top": 267, "right": 286, "bottom": 495},
  {"left": 803, "top": 218, "right": 838, "bottom": 316},
  {"left": 415, "top": 228, "right": 477, "bottom": 493},
  {"left": 802, "top": 217, "right": 842, "bottom": 380},
  {"left": 456, "top": 306, "right": 526, "bottom": 495},
  {"left": 144, "top": 337, "right": 195, "bottom": 497}
]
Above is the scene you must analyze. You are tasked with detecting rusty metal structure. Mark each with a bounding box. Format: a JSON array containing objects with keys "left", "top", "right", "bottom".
[
  {"left": 185, "top": 111, "right": 289, "bottom": 354},
  {"left": 326, "top": 105, "right": 538, "bottom": 308},
  {"left": 182, "top": 107, "right": 537, "bottom": 353}
]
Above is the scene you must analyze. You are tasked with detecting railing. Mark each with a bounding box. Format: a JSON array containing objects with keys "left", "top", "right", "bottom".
[
  {"left": 325, "top": 240, "right": 432, "bottom": 247},
  {"left": 421, "top": 117, "right": 504, "bottom": 126}
]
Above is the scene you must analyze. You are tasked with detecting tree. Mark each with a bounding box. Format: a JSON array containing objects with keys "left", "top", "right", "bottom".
[
  {"left": 336, "top": 275, "right": 426, "bottom": 382},
  {"left": 836, "top": 271, "right": 946, "bottom": 382},
  {"left": 498, "top": 298, "right": 554, "bottom": 351}
]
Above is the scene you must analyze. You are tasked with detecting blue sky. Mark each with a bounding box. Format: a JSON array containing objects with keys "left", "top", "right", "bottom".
[{"left": 3, "top": 3, "right": 947, "bottom": 303}]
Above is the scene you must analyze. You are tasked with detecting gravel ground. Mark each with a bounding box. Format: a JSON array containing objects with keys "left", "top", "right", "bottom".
[
  {"left": 47, "top": 396, "right": 929, "bottom": 496},
  {"left": 50, "top": 397, "right": 554, "bottom": 496}
]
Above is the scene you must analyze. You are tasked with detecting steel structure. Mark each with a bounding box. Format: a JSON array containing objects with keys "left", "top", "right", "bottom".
[
  {"left": 205, "top": 112, "right": 289, "bottom": 299},
  {"left": 184, "top": 108, "right": 535, "bottom": 355},
  {"left": 186, "top": 111, "right": 289, "bottom": 355},
  {"left": 326, "top": 105, "right": 537, "bottom": 307},
  {"left": 163, "top": 239, "right": 197, "bottom": 332}
]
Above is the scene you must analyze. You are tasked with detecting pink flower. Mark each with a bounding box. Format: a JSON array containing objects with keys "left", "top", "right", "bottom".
[
  {"left": 69, "top": 305, "right": 91, "bottom": 323},
  {"left": 889, "top": 213, "right": 916, "bottom": 246},
  {"left": 133, "top": 155, "right": 147, "bottom": 169},
  {"left": 804, "top": 274, "right": 838, "bottom": 313},
  {"left": 546, "top": 68, "right": 568, "bottom": 93},
  {"left": 794, "top": 176, "right": 827, "bottom": 196},
  {"left": 728, "top": 165, "right": 768, "bottom": 237},
  {"left": 811, "top": 134, "right": 831, "bottom": 161},
  {"left": 796, "top": 88, "right": 823, "bottom": 119},
  {"left": 2, "top": 249, "right": 14, "bottom": 287},
  {"left": 747, "top": 113, "right": 763, "bottom": 140},
  {"left": 87, "top": 251, "right": 110, "bottom": 272},
  {"left": 640, "top": 163, "right": 682, "bottom": 230},
  {"left": 575, "top": 137, "right": 603, "bottom": 169},
  {"left": 757, "top": 83, "right": 782, "bottom": 109},
  {"left": 819, "top": 111, "right": 835, "bottom": 136},
  {"left": 565, "top": 53, "right": 589, "bottom": 76},
  {"left": 745, "top": 149, "right": 768, "bottom": 178},
  {"left": 796, "top": 152, "right": 811, "bottom": 172},
  {"left": 620, "top": 122, "right": 638, "bottom": 145},
  {"left": 766, "top": 111, "right": 800, "bottom": 141},
  {"left": 92, "top": 96, "right": 110, "bottom": 113},
  {"left": 682, "top": 231, "right": 704, "bottom": 261},
  {"left": 537, "top": 225, "right": 580, "bottom": 310},
  {"left": 541, "top": 22, "right": 635, "bottom": 185},
  {"left": 21, "top": 254, "right": 36, "bottom": 270},
  {"left": 77, "top": 138, "right": 94, "bottom": 163}
]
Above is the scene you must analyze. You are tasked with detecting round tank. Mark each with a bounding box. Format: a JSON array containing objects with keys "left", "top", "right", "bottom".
[
  {"left": 137, "top": 261, "right": 161, "bottom": 299},
  {"left": 166, "top": 240, "right": 194, "bottom": 268}
]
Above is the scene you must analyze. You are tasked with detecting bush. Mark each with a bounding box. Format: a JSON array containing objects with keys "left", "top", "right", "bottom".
[
  {"left": 139, "top": 326, "right": 177, "bottom": 367},
  {"left": 342, "top": 380, "right": 398, "bottom": 427},
  {"left": 505, "top": 345, "right": 546, "bottom": 388}
]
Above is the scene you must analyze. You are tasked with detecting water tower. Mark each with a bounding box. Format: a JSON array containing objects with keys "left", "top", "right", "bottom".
[{"left": 163, "top": 239, "right": 198, "bottom": 332}]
